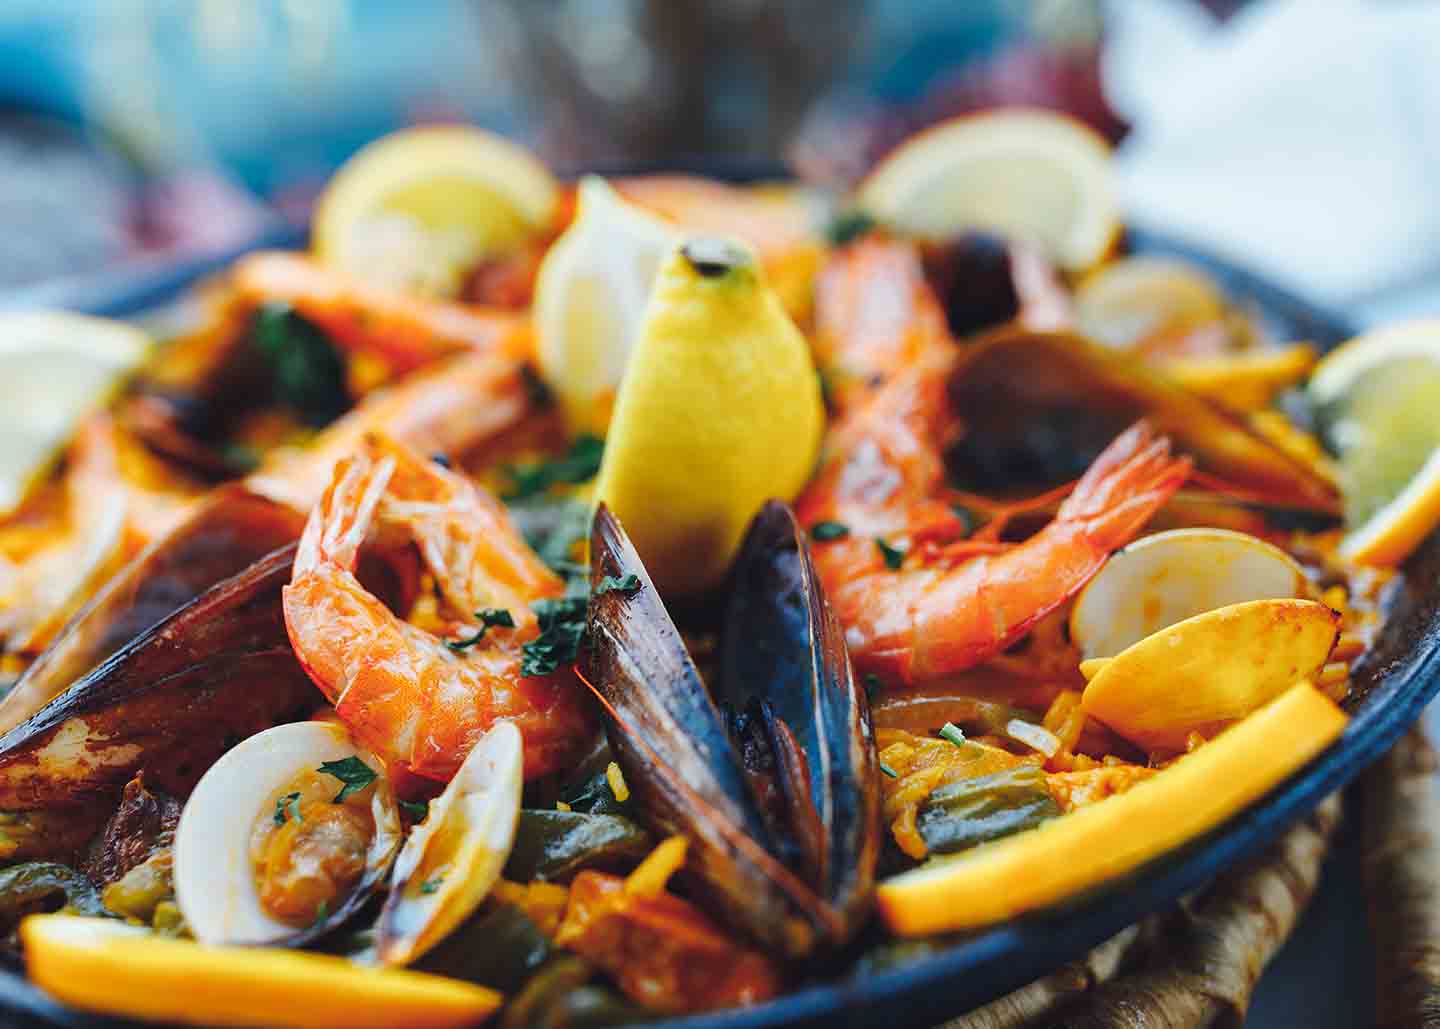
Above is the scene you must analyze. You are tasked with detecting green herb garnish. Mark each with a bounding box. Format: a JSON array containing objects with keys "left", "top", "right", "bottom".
[
  {"left": 950, "top": 503, "right": 978, "bottom": 536},
  {"left": 446, "top": 608, "right": 517, "bottom": 651},
  {"left": 313, "top": 900, "right": 329, "bottom": 926},
  {"left": 503, "top": 435, "right": 604, "bottom": 500},
  {"left": 595, "top": 574, "right": 641, "bottom": 596},
  {"left": 876, "top": 537, "right": 907, "bottom": 570},
  {"left": 826, "top": 210, "right": 876, "bottom": 246},
  {"left": 879, "top": 762, "right": 899, "bottom": 779},
  {"left": 400, "top": 799, "right": 430, "bottom": 821},
  {"left": 251, "top": 303, "right": 348, "bottom": 427},
  {"left": 317, "top": 756, "right": 378, "bottom": 803},
  {"left": 520, "top": 595, "right": 589, "bottom": 676},
  {"left": 275, "top": 791, "right": 303, "bottom": 826},
  {"left": 939, "top": 723, "right": 967, "bottom": 748},
  {"left": 419, "top": 877, "right": 444, "bottom": 895},
  {"left": 810, "top": 521, "right": 851, "bottom": 542}
]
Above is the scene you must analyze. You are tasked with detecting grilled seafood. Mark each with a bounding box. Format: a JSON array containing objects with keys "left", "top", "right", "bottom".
[{"left": 282, "top": 436, "right": 591, "bottom": 781}]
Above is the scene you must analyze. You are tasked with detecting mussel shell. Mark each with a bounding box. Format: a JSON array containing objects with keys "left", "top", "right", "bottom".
[
  {"left": 585, "top": 503, "right": 834, "bottom": 958},
  {"left": 0, "top": 543, "right": 318, "bottom": 808},
  {"left": 717, "top": 499, "right": 880, "bottom": 944},
  {"left": 946, "top": 328, "right": 1340, "bottom": 514},
  {"left": 0, "top": 486, "right": 305, "bottom": 735}
]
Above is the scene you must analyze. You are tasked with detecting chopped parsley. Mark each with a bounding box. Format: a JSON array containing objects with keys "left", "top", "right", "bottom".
[
  {"left": 419, "top": 876, "right": 444, "bottom": 895},
  {"left": 313, "top": 900, "right": 329, "bottom": 926},
  {"left": 400, "top": 799, "right": 430, "bottom": 821},
  {"left": 503, "top": 435, "right": 604, "bottom": 500},
  {"left": 864, "top": 673, "right": 884, "bottom": 699},
  {"left": 274, "top": 791, "right": 303, "bottom": 826},
  {"left": 826, "top": 210, "right": 876, "bottom": 246},
  {"left": 809, "top": 521, "right": 850, "bottom": 542},
  {"left": 595, "top": 574, "right": 641, "bottom": 596},
  {"left": 879, "top": 762, "right": 899, "bottom": 779},
  {"left": 875, "top": 537, "right": 907, "bottom": 570},
  {"left": 520, "top": 595, "right": 589, "bottom": 676},
  {"left": 950, "top": 503, "right": 978, "bottom": 536},
  {"left": 251, "top": 303, "right": 348, "bottom": 427},
  {"left": 317, "top": 756, "right": 378, "bottom": 803},
  {"left": 939, "top": 723, "right": 967, "bottom": 749},
  {"left": 515, "top": 496, "right": 592, "bottom": 579},
  {"left": 446, "top": 608, "right": 517, "bottom": 651}
]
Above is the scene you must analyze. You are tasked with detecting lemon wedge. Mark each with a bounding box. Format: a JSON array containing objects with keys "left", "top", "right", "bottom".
[
  {"left": 1074, "top": 255, "right": 1226, "bottom": 349},
  {"left": 593, "top": 237, "right": 824, "bottom": 595},
  {"left": 859, "top": 109, "right": 1120, "bottom": 272},
  {"left": 1307, "top": 320, "right": 1440, "bottom": 566},
  {"left": 22, "top": 915, "right": 501, "bottom": 1028},
  {"left": 313, "top": 125, "right": 559, "bottom": 297},
  {"left": 533, "top": 176, "right": 679, "bottom": 434},
  {"left": 0, "top": 312, "right": 150, "bottom": 516}
]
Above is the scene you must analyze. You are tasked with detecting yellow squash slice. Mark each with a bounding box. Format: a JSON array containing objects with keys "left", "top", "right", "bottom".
[
  {"left": 876, "top": 683, "right": 1346, "bottom": 936},
  {"left": 23, "top": 915, "right": 501, "bottom": 1028}
]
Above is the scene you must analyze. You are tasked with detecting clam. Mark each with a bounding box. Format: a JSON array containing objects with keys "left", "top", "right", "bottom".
[
  {"left": 377, "top": 721, "right": 523, "bottom": 966},
  {"left": 1080, "top": 598, "right": 1340, "bottom": 750},
  {"left": 173, "top": 720, "right": 401, "bottom": 947},
  {"left": 585, "top": 501, "right": 879, "bottom": 958},
  {"left": 1071, "top": 528, "right": 1312, "bottom": 659},
  {"left": 946, "top": 328, "right": 1339, "bottom": 513}
]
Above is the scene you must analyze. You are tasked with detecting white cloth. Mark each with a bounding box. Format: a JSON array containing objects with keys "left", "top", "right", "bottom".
[{"left": 1104, "top": 0, "right": 1440, "bottom": 327}]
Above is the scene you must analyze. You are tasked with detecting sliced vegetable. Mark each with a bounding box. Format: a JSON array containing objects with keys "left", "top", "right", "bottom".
[
  {"left": 22, "top": 915, "right": 501, "bottom": 1028},
  {"left": 0, "top": 864, "right": 105, "bottom": 933},
  {"left": 916, "top": 766, "right": 1059, "bottom": 856},
  {"left": 415, "top": 903, "right": 552, "bottom": 994},
  {"left": 504, "top": 810, "right": 653, "bottom": 882},
  {"left": 876, "top": 683, "right": 1346, "bottom": 935}
]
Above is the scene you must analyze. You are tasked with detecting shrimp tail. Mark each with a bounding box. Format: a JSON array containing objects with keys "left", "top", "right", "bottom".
[{"left": 1056, "top": 420, "right": 1193, "bottom": 550}]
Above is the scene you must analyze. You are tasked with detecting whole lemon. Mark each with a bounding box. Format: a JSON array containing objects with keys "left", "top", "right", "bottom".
[{"left": 593, "top": 237, "right": 825, "bottom": 595}]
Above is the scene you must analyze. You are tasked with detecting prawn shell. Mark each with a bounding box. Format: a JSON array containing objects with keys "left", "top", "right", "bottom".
[
  {"left": 585, "top": 503, "right": 832, "bottom": 958},
  {"left": 377, "top": 721, "right": 523, "bottom": 967},
  {"left": 0, "top": 544, "right": 318, "bottom": 809},
  {"left": 1070, "top": 527, "right": 1311, "bottom": 659},
  {"left": 1080, "top": 598, "right": 1340, "bottom": 749},
  {"left": 947, "top": 328, "right": 1339, "bottom": 514},
  {"left": 173, "top": 720, "right": 401, "bottom": 948},
  {"left": 717, "top": 500, "right": 880, "bottom": 945}
]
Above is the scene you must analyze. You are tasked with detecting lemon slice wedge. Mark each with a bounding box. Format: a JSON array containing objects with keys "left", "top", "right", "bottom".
[
  {"left": 1307, "top": 320, "right": 1440, "bottom": 566},
  {"left": 313, "top": 126, "right": 559, "bottom": 297},
  {"left": 859, "top": 109, "right": 1120, "bottom": 272},
  {"left": 0, "top": 312, "right": 151, "bottom": 516},
  {"left": 533, "top": 176, "right": 679, "bottom": 434}
]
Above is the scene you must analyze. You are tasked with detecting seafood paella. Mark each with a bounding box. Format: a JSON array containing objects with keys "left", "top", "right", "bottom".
[{"left": 0, "top": 111, "right": 1436, "bottom": 1027}]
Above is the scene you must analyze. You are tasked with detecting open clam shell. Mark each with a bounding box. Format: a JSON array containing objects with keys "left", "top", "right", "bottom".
[
  {"left": 377, "top": 721, "right": 523, "bottom": 967},
  {"left": 1071, "top": 527, "right": 1312, "bottom": 659},
  {"left": 173, "top": 720, "right": 401, "bottom": 947}
]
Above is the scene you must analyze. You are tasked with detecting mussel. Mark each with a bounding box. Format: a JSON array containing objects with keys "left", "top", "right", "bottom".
[
  {"left": 945, "top": 328, "right": 1340, "bottom": 514},
  {"left": 0, "top": 542, "right": 317, "bottom": 809},
  {"left": 0, "top": 486, "right": 305, "bottom": 734},
  {"left": 585, "top": 501, "right": 879, "bottom": 958}
]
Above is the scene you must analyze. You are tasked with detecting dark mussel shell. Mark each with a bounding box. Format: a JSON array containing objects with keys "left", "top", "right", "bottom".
[
  {"left": 0, "top": 543, "right": 317, "bottom": 809},
  {"left": 717, "top": 500, "right": 879, "bottom": 943},
  {"left": 946, "top": 328, "right": 1340, "bottom": 515},
  {"left": 585, "top": 503, "right": 877, "bottom": 958},
  {"left": 0, "top": 486, "right": 305, "bottom": 735}
]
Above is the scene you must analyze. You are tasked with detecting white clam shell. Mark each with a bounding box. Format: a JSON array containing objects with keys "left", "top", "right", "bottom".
[
  {"left": 173, "top": 720, "right": 400, "bottom": 946},
  {"left": 1070, "top": 528, "right": 1310, "bottom": 660},
  {"left": 378, "top": 721, "right": 523, "bottom": 966}
]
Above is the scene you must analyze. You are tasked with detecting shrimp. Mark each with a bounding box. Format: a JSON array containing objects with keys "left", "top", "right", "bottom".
[
  {"left": 811, "top": 237, "right": 950, "bottom": 415},
  {"left": 800, "top": 395, "right": 1190, "bottom": 682},
  {"left": 282, "top": 436, "right": 591, "bottom": 781},
  {"left": 230, "top": 251, "right": 526, "bottom": 373}
]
